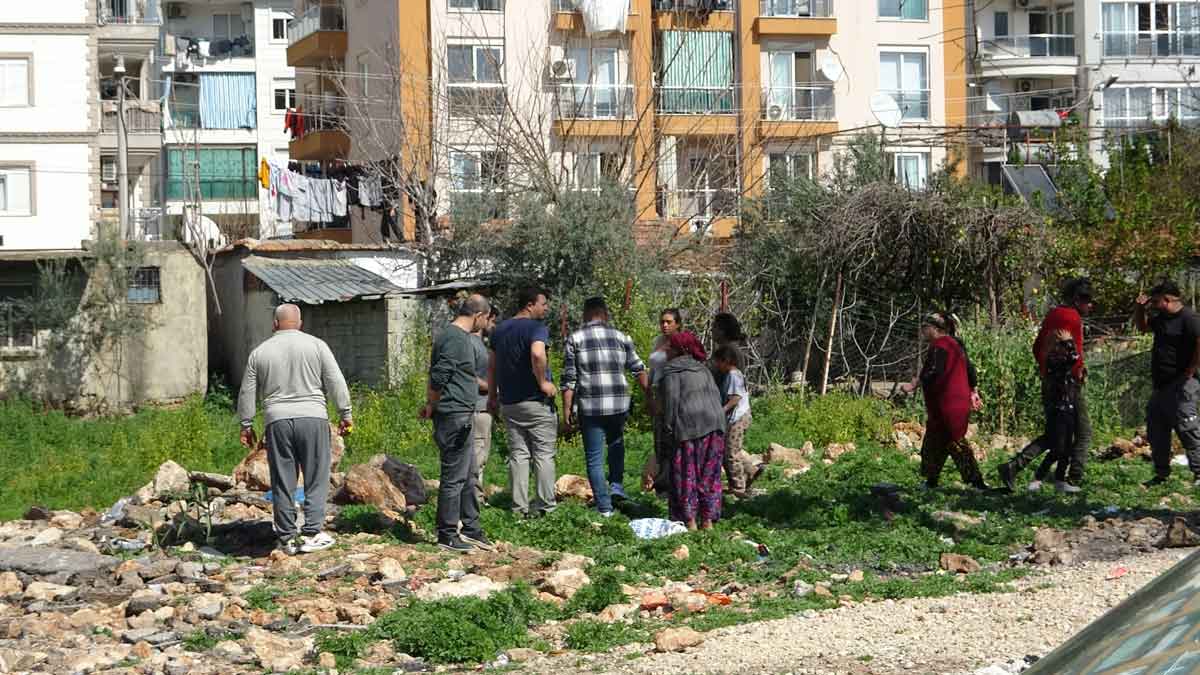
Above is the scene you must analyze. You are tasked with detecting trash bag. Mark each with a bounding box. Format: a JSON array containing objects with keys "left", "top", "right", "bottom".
[
  {"left": 629, "top": 518, "right": 688, "bottom": 539},
  {"left": 377, "top": 456, "right": 429, "bottom": 507}
]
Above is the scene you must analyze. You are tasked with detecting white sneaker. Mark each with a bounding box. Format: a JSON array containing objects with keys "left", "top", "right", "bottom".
[
  {"left": 1055, "top": 481, "right": 1082, "bottom": 494},
  {"left": 276, "top": 538, "right": 300, "bottom": 556},
  {"left": 299, "top": 531, "right": 336, "bottom": 553},
  {"left": 1027, "top": 480, "right": 1043, "bottom": 492},
  {"left": 598, "top": 511, "right": 614, "bottom": 518}
]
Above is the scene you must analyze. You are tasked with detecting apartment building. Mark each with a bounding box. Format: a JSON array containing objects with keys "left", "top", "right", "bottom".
[
  {"left": 287, "top": 0, "right": 967, "bottom": 241},
  {"left": 0, "top": 3, "right": 100, "bottom": 250},
  {"left": 160, "top": 0, "right": 297, "bottom": 239},
  {"left": 969, "top": 0, "right": 1200, "bottom": 180}
]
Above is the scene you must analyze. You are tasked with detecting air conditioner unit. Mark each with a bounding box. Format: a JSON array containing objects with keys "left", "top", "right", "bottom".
[
  {"left": 1018, "top": 79, "right": 1034, "bottom": 93},
  {"left": 688, "top": 215, "right": 710, "bottom": 235},
  {"left": 767, "top": 104, "right": 785, "bottom": 120},
  {"left": 166, "top": 3, "right": 187, "bottom": 19},
  {"left": 550, "top": 58, "right": 576, "bottom": 80},
  {"left": 101, "top": 160, "right": 117, "bottom": 183}
]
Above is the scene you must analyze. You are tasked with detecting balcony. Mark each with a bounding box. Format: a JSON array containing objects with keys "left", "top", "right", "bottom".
[
  {"left": 880, "top": 90, "right": 930, "bottom": 122},
  {"left": 552, "top": 83, "right": 637, "bottom": 135},
  {"left": 654, "top": 0, "right": 736, "bottom": 30},
  {"left": 287, "top": 3, "right": 347, "bottom": 68},
  {"left": 755, "top": 0, "right": 836, "bottom": 37},
  {"left": 979, "top": 34, "right": 1077, "bottom": 78},
  {"left": 760, "top": 84, "right": 837, "bottom": 137},
  {"left": 658, "top": 86, "right": 735, "bottom": 115},
  {"left": 288, "top": 109, "right": 351, "bottom": 161},
  {"left": 552, "top": 0, "right": 640, "bottom": 32},
  {"left": 99, "top": 102, "right": 163, "bottom": 152},
  {"left": 97, "top": 0, "right": 161, "bottom": 43},
  {"left": 1103, "top": 32, "right": 1200, "bottom": 59}
]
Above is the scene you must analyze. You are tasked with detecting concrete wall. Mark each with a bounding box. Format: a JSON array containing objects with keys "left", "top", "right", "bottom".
[
  {"left": 121, "top": 243, "right": 210, "bottom": 403},
  {"left": 0, "top": 243, "right": 208, "bottom": 409}
]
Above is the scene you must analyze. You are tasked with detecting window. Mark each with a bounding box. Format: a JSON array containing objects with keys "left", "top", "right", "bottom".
[
  {"left": 879, "top": 51, "right": 929, "bottom": 121},
  {"left": 0, "top": 57, "right": 30, "bottom": 107},
  {"left": 0, "top": 167, "right": 32, "bottom": 216},
  {"left": 768, "top": 153, "right": 814, "bottom": 188},
  {"left": 127, "top": 267, "right": 161, "bottom": 304},
  {"left": 0, "top": 284, "right": 35, "bottom": 349},
  {"left": 1103, "top": 1, "right": 1200, "bottom": 57},
  {"left": 766, "top": 50, "right": 833, "bottom": 120},
  {"left": 879, "top": 0, "right": 927, "bottom": 21},
  {"left": 450, "top": 151, "right": 507, "bottom": 192},
  {"left": 574, "top": 152, "right": 623, "bottom": 189},
  {"left": 564, "top": 47, "right": 623, "bottom": 118},
  {"left": 273, "top": 81, "right": 296, "bottom": 113},
  {"left": 213, "top": 13, "right": 246, "bottom": 39},
  {"left": 685, "top": 155, "right": 736, "bottom": 218},
  {"left": 994, "top": 11, "right": 1009, "bottom": 37},
  {"left": 450, "top": 0, "right": 504, "bottom": 10},
  {"left": 893, "top": 152, "right": 929, "bottom": 190},
  {"left": 1104, "top": 86, "right": 1200, "bottom": 127},
  {"left": 447, "top": 44, "right": 504, "bottom": 117},
  {"left": 272, "top": 17, "right": 288, "bottom": 41},
  {"left": 165, "top": 147, "right": 257, "bottom": 200},
  {"left": 357, "top": 53, "right": 370, "bottom": 97}
]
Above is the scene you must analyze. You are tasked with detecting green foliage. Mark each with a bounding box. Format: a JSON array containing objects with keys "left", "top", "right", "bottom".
[
  {"left": 182, "top": 628, "right": 243, "bottom": 653},
  {"left": 318, "top": 585, "right": 554, "bottom": 666},
  {"left": 243, "top": 585, "right": 284, "bottom": 612},
  {"left": 563, "top": 569, "right": 628, "bottom": 615},
  {"left": 563, "top": 620, "right": 651, "bottom": 652},
  {"left": 751, "top": 391, "right": 895, "bottom": 448},
  {"left": 1048, "top": 124, "right": 1200, "bottom": 311}
]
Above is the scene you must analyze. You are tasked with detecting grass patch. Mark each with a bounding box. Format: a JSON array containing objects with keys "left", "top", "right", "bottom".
[
  {"left": 564, "top": 620, "right": 652, "bottom": 652},
  {"left": 182, "top": 628, "right": 244, "bottom": 653},
  {"left": 317, "top": 584, "right": 554, "bottom": 666},
  {"left": 243, "top": 585, "right": 284, "bottom": 612}
]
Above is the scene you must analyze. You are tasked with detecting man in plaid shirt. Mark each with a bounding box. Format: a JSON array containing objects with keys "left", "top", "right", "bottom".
[{"left": 562, "top": 297, "right": 649, "bottom": 516}]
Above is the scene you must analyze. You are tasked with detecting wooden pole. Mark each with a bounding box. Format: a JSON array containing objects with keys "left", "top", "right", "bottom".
[
  {"left": 720, "top": 279, "right": 729, "bottom": 312},
  {"left": 623, "top": 278, "right": 633, "bottom": 311},
  {"left": 819, "top": 272, "right": 843, "bottom": 396},
  {"left": 799, "top": 269, "right": 829, "bottom": 394}
]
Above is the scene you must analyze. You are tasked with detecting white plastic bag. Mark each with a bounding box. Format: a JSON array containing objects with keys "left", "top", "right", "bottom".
[
  {"left": 629, "top": 518, "right": 688, "bottom": 539},
  {"left": 579, "top": 0, "right": 630, "bottom": 37}
]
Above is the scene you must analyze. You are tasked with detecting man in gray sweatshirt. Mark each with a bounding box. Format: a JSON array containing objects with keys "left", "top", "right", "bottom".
[{"left": 238, "top": 303, "right": 352, "bottom": 555}]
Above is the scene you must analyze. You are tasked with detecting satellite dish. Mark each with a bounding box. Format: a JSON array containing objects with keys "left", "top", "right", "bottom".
[
  {"left": 869, "top": 92, "right": 902, "bottom": 127},
  {"left": 819, "top": 56, "right": 843, "bottom": 82}
]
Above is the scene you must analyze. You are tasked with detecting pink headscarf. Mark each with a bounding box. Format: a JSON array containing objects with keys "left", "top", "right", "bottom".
[{"left": 668, "top": 331, "right": 708, "bottom": 362}]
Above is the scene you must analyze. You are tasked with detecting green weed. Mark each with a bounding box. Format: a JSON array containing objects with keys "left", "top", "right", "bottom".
[{"left": 563, "top": 620, "right": 652, "bottom": 652}]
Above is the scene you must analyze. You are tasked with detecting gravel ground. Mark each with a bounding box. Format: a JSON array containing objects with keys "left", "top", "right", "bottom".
[{"left": 544, "top": 547, "right": 1195, "bottom": 675}]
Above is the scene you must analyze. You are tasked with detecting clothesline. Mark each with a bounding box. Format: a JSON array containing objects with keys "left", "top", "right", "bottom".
[{"left": 262, "top": 158, "right": 388, "bottom": 229}]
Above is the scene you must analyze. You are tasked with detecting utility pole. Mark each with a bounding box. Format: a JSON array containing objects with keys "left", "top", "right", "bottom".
[{"left": 115, "top": 56, "right": 130, "bottom": 239}]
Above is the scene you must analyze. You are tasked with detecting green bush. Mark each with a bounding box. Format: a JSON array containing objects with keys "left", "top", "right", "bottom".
[
  {"left": 749, "top": 391, "right": 894, "bottom": 449},
  {"left": 563, "top": 619, "right": 651, "bottom": 652},
  {"left": 563, "top": 568, "right": 627, "bottom": 615},
  {"left": 334, "top": 584, "right": 554, "bottom": 665}
]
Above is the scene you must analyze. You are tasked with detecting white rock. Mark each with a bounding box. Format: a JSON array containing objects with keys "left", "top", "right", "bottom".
[
  {"left": 415, "top": 574, "right": 506, "bottom": 601},
  {"left": 23, "top": 581, "right": 75, "bottom": 601},
  {"left": 377, "top": 558, "right": 407, "bottom": 582},
  {"left": 30, "top": 528, "right": 63, "bottom": 547}
]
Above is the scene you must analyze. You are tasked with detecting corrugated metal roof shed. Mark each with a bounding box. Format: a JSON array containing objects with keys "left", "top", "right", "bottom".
[{"left": 242, "top": 256, "right": 403, "bottom": 305}]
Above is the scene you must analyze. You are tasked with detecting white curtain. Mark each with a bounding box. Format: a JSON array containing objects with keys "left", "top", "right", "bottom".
[{"left": 769, "top": 52, "right": 792, "bottom": 113}]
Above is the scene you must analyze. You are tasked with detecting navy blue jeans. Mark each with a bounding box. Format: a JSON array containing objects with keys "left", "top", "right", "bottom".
[{"left": 580, "top": 413, "right": 627, "bottom": 513}]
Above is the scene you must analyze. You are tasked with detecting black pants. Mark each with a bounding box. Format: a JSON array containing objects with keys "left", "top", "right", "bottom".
[
  {"left": 1008, "top": 380, "right": 1092, "bottom": 484},
  {"left": 1148, "top": 378, "right": 1200, "bottom": 479},
  {"left": 1034, "top": 405, "right": 1077, "bottom": 483},
  {"left": 433, "top": 412, "right": 480, "bottom": 543}
]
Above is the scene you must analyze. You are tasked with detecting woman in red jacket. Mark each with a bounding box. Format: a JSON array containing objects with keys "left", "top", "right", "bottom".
[{"left": 907, "top": 312, "right": 990, "bottom": 491}]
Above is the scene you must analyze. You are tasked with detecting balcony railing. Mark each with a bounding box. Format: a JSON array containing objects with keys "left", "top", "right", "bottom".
[
  {"left": 289, "top": 3, "right": 346, "bottom": 46},
  {"left": 101, "top": 107, "right": 163, "bottom": 133},
  {"left": 759, "top": 0, "right": 832, "bottom": 17},
  {"left": 292, "top": 104, "right": 347, "bottom": 137},
  {"left": 97, "top": 0, "right": 160, "bottom": 25},
  {"left": 980, "top": 34, "right": 1076, "bottom": 59},
  {"left": 654, "top": 0, "right": 736, "bottom": 10},
  {"left": 661, "top": 188, "right": 738, "bottom": 219},
  {"left": 658, "top": 86, "right": 736, "bottom": 114},
  {"left": 448, "top": 83, "right": 507, "bottom": 118},
  {"left": 880, "top": 90, "right": 930, "bottom": 121},
  {"left": 554, "top": 84, "right": 634, "bottom": 119},
  {"left": 762, "top": 84, "right": 835, "bottom": 121},
  {"left": 1103, "top": 32, "right": 1200, "bottom": 58},
  {"left": 169, "top": 110, "right": 201, "bottom": 129}
]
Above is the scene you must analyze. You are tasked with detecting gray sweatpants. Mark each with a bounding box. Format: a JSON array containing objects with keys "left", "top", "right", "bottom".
[
  {"left": 265, "top": 417, "right": 331, "bottom": 542},
  {"left": 1149, "top": 377, "right": 1200, "bottom": 479},
  {"left": 502, "top": 401, "right": 558, "bottom": 516}
]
